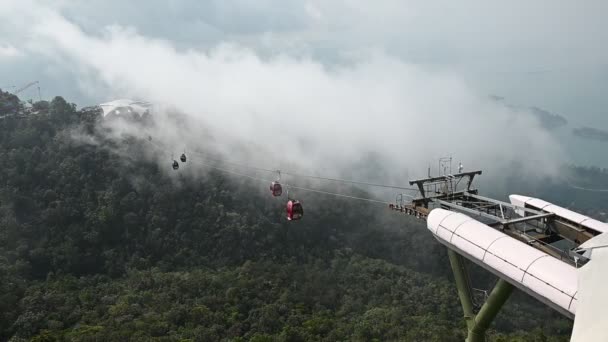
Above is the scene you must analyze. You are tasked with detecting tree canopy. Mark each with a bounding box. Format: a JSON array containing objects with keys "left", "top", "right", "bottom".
[{"left": 3, "top": 90, "right": 603, "bottom": 341}]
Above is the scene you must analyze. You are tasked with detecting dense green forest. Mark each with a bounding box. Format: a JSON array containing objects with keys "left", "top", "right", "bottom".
[{"left": 2, "top": 90, "right": 607, "bottom": 341}]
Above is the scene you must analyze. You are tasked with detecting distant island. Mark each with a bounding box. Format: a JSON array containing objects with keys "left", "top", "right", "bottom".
[
  {"left": 488, "top": 95, "right": 568, "bottom": 130},
  {"left": 573, "top": 126, "right": 608, "bottom": 142},
  {"left": 527, "top": 106, "right": 568, "bottom": 130}
]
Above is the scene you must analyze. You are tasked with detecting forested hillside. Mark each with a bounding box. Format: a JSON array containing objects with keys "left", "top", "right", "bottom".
[{"left": 3, "top": 91, "right": 603, "bottom": 341}]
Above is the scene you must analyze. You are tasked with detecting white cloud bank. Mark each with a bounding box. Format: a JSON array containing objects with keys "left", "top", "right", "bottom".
[
  {"left": 0, "top": 44, "right": 22, "bottom": 57},
  {"left": 1, "top": 1, "right": 563, "bottom": 191}
]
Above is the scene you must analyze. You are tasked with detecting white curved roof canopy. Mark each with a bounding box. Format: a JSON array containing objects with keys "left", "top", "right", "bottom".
[
  {"left": 99, "top": 99, "right": 151, "bottom": 117},
  {"left": 427, "top": 208, "right": 578, "bottom": 318},
  {"left": 571, "top": 233, "right": 608, "bottom": 341},
  {"left": 510, "top": 194, "right": 608, "bottom": 234}
]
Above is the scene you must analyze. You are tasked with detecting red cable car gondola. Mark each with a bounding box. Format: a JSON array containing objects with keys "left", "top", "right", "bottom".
[
  {"left": 270, "top": 171, "right": 282, "bottom": 197},
  {"left": 270, "top": 181, "right": 282, "bottom": 196},
  {"left": 286, "top": 199, "right": 303, "bottom": 221}
]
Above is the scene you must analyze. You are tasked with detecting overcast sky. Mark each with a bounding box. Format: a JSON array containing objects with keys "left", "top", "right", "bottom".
[
  {"left": 1, "top": 1, "right": 606, "bottom": 122},
  {"left": 1, "top": 1, "right": 607, "bottom": 172}
]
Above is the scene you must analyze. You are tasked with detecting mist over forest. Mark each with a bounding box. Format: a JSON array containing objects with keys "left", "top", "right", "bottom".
[
  {"left": 2, "top": 90, "right": 608, "bottom": 340},
  {"left": 2, "top": 1, "right": 608, "bottom": 341}
]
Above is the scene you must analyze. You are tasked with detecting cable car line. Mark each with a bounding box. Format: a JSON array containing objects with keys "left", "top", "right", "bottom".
[
  {"left": 286, "top": 185, "right": 390, "bottom": 205},
  {"left": 278, "top": 172, "right": 418, "bottom": 192},
  {"left": 187, "top": 148, "right": 418, "bottom": 191},
  {"left": 143, "top": 136, "right": 407, "bottom": 219},
  {"left": 189, "top": 159, "right": 389, "bottom": 205},
  {"left": 145, "top": 137, "right": 418, "bottom": 192},
  {"left": 189, "top": 149, "right": 277, "bottom": 173},
  {"left": 191, "top": 159, "right": 274, "bottom": 183}
]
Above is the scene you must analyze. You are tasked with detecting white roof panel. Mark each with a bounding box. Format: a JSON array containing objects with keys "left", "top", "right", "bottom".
[
  {"left": 522, "top": 272, "right": 575, "bottom": 313},
  {"left": 427, "top": 208, "right": 579, "bottom": 319},
  {"left": 440, "top": 213, "right": 473, "bottom": 233},
  {"left": 509, "top": 194, "right": 530, "bottom": 205},
  {"left": 427, "top": 209, "right": 454, "bottom": 234},
  {"left": 544, "top": 205, "right": 589, "bottom": 224},
  {"left": 436, "top": 225, "right": 456, "bottom": 243},
  {"left": 454, "top": 221, "right": 504, "bottom": 250},
  {"left": 527, "top": 198, "right": 551, "bottom": 209},
  {"left": 579, "top": 232, "right": 608, "bottom": 251},
  {"left": 451, "top": 234, "right": 486, "bottom": 260},
  {"left": 569, "top": 296, "right": 578, "bottom": 312},
  {"left": 525, "top": 256, "right": 577, "bottom": 297},
  {"left": 580, "top": 219, "right": 608, "bottom": 234},
  {"left": 510, "top": 194, "right": 608, "bottom": 233},
  {"left": 509, "top": 194, "right": 530, "bottom": 215},
  {"left": 486, "top": 236, "right": 548, "bottom": 271},
  {"left": 571, "top": 246, "right": 608, "bottom": 341},
  {"left": 484, "top": 252, "right": 525, "bottom": 283}
]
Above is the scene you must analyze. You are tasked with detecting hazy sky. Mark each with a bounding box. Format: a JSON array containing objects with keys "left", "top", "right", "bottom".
[
  {"left": 1, "top": 0, "right": 607, "bottom": 175},
  {"left": 2, "top": 1, "right": 607, "bottom": 123}
]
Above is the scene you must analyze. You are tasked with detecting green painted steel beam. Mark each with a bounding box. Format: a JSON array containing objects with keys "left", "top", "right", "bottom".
[
  {"left": 448, "top": 249, "right": 514, "bottom": 342},
  {"left": 447, "top": 249, "right": 476, "bottom": 330},
  {"left": 467, "top": 278, "right": 514, "bottom": 342}
]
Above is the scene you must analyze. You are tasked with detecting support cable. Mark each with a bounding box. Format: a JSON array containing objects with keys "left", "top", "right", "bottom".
[
  {"left": 146, "top": 137, "right": 418, "bottom": 192},
  {"left": 189, "top": 160, "right": 389, "bottom": 205}
]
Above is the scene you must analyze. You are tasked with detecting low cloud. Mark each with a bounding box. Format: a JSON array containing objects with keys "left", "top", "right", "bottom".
[
  {"left": 2, "top": 1, "right": 565, "bottom": 193},
  {"left": 573, "top": 127, "right": 608, "bottom": 143},
  {"left": 0, "top": 44, "right": 22, "bottom": 58},
  {"left": 489, "top": 96, "right": 568, "bottom": 130}
]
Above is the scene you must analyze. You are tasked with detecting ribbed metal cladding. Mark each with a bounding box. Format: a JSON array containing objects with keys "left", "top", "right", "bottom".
[{"left": 427, "top": 208, "right": 578, "bottom": 316}]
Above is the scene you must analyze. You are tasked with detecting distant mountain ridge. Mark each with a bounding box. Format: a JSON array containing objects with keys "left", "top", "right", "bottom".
[
  {"left": 0, "top": 89, "right": 586, "bottom": 341},
  {"left": 527, "top": 106, "right": 568, "bottom": 130},
  {"left": 573, "top": 126, "right": 608, "bottom": 143},
  {"left": 489, "top": 95, "right": 568, "bottom": 130}
]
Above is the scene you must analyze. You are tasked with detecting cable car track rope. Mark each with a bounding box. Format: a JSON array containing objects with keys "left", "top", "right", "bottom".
[
  {"left": 190, "top": 159, "right": 391, "bottom": 205},
  {"left": 145, "top": 137, "right": 608, "bottom": 207},
  {"left": 146, "top": 138, "right": 418, "bottom": 191},
  {"left": 187, "top": 148, "right": 418, "bottom": 191},
  {"left": 183, "top": 144, "right": 608, "bottom": 194},
  {"left": 145, "top": 138, "right": 399, "bottom": 205},
  {"left": 286, "top": 185, "right": 390, "bottom": 204}
]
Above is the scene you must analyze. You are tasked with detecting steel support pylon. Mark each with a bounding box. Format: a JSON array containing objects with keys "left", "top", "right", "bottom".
[{"left": 448, "top": 249, "right": 514, "bottom": 342}]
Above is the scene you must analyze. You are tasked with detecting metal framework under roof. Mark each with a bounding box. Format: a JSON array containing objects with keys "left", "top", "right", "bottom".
[
  {"left": 388, "top": 166, "right": 607, "bottom": 341},
  {"left": 390, "top": 169, "right": 602, "bottom": 266}
]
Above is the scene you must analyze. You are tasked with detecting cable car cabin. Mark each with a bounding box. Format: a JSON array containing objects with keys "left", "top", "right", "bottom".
[
  {"left": 172, "top": 160, "right": 179, "bottom": 170},
  {"left": 286, "top": 200, "right": 303, "bottom": 221},
  {"left": 180, "top": 153, "right": 187, "bottom": 163},
  {"left": 270, "top": 182, "right": 282, "bottom": 196}
]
